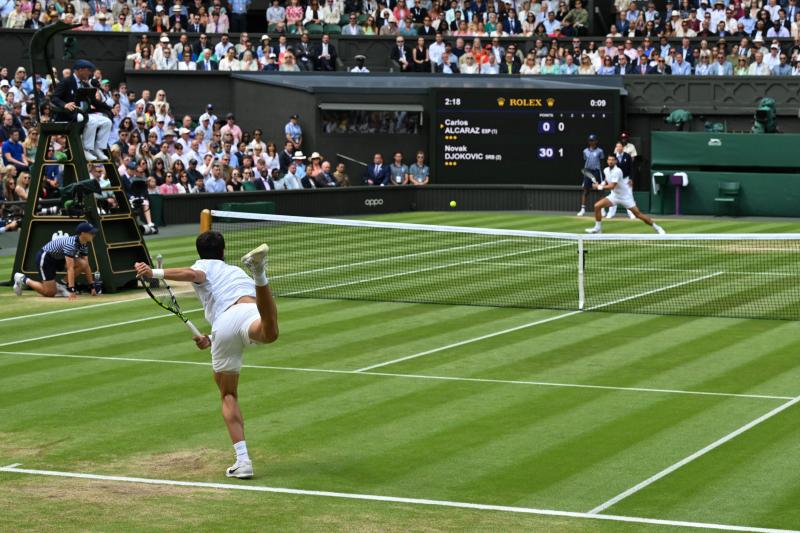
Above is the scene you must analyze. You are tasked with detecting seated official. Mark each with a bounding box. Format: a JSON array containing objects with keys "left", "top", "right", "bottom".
[{"left": 50, "top": 60, "right": 113, "bottom": 162}]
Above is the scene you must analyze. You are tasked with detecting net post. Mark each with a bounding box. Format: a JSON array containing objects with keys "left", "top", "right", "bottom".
[
  {"left": 577, "top": 237, "right": 585, "bottom": 311},
  {"left": 200, "top": 209, "right": 212, "bottom": 233}
]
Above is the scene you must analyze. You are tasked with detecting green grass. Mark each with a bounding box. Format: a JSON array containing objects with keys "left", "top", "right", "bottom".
[{"left": 1, "top": 212, "right": 800, "bottom": 532}]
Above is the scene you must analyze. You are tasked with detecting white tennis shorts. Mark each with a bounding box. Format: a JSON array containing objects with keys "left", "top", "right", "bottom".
[
  {"left": 608, "top": 194, "right": 636, "bottom": 210},
  {"left": 211, "top": 303, "right": 261, "bottom": 374}
]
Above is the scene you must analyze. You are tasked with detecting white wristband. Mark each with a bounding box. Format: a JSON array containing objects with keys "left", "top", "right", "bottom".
[
  {"left": 597, "top": 183, "right": 605, "bottom": 190},
  {"left": 152, "top": 269, "right": 165, "bottom": 279}
]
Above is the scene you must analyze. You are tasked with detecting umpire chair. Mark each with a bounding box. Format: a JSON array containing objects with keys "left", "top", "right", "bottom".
[{"left": 10, "top": 22, "right": 151, "bottom": 292}]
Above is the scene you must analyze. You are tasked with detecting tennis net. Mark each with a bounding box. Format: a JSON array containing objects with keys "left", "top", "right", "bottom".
[{"left": 207, "top": 210, "right": 800, "bottom": 321}]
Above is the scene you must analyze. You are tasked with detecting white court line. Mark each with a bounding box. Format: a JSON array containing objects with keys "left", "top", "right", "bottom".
[
  {"left": 0, "top": 289, "right": 196, "bottom": 324},
  {"left": 588, "top": 394, "right": 800, "bottom": 515},
  {"left": 0, "top": 308, "right": 203, "bottom": 348},
  {"left": 356, "top": 272, "right": 724, "bottom": 373},
  {"left": 355, "top": 311, "right": 581, "bottom": 372},
  {"left": 282, "top": 243, "right": 574, "bottom": 297},
  {"left": 0, "top": 350, "right": 790, "bottom": 401},
  {"left": 0, "top": 465, "right": 796, "bottom": 533}
]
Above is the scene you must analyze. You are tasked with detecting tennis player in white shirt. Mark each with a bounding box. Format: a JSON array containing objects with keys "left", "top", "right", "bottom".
[
  {"left": 135, "top": 232, "right": 278, "bottom": 479},
  {"left": 586, "top": 155, "right": 666, "bottom": 234}
]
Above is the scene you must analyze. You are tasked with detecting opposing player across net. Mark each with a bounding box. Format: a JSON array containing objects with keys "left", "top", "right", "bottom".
[{"left": 205, "top": 210, "right": 800, "bottom": 321}]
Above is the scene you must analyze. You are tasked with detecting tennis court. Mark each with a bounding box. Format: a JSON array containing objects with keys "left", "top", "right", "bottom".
[{"left": 2, "top": 212, "right": 800, "bottom": 532}]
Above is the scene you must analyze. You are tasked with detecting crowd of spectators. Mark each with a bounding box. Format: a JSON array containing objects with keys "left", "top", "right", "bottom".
[
  {"left": 119, "top": 26, "right": 800, "bottom": 75},
  {"left": 0, "top": 62, "right": 430, "bottom": 228},
  {"left": 4, "top": 0, "right": 800, "bottom": 75}
]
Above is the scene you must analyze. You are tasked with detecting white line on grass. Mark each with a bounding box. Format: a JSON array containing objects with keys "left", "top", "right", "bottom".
[
  {"left": 356, "top": 272, "right": 724, "bottom": 373},
  {"left": 0, "top": 308, "right": 203, "bottom": 348},
  {"left": 282, "top": 243, "right": 574, "bottom": 297},
  {"left": 587, "top": 394, "right": 800, "bottom": 515},
  {"left": 0, "top": 350, "right": 791, "bottom": 401},
  {"left": 0, "top": 464, "right": 796, "bottom": 533},
  {"left": 354, "top": 311, "right": 581, "bottom": 372},
  {"left": 0, "top": 289, "right": 197, "bottom": 324}
]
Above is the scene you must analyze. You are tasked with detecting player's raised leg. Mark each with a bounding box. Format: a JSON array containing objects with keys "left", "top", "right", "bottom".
[{"left": 241, "top": 244, "right": 279, "bottom": 344}]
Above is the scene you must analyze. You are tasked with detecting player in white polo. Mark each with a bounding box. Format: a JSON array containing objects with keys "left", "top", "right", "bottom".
[
  {"left": 586, "top": 155, "right": 665, "bottom": 234},
  {"left": 134, "top": 232, "right": 278, "bottom": 479}
]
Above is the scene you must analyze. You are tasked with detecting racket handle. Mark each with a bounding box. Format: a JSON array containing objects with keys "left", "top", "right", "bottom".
[{"left": 186, "top": 320, "right": 202, "bottom": 337}]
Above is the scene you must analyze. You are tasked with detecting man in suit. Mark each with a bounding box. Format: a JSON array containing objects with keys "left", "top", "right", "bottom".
[
  {"left": 50, "top": 60, "right": 112, "bottom": 162},
  {"left": 363, "top": 153, "right": 390, "bottom": 186},
  {"left": 293, "top": 33, "right": 313, "bottom": 70},
  {"left": 500, "top": 51, "right": 521, "bottom": 74},
  {"left": 676, "top": 37, "right": 695, "bottom": 65},
  {"left": 254, "top": 168, "right": 278, "bottom": 190},
  {"left": 193, "top": 34, "right": 211, "bottom": 57},
  {"left": 196, "top": 48, "right": 218, "bottom": 70},
  {"left": 317, "top": 161, "right": 337, "bottom": 187},
  {"left": 708, "top": 52, "right": 733, "bottom": 75},
  {"left": 313, "top": 33, "right": 337, "bottom": 71},
  {"left": 614, "top": 53, "right": 635, "bottom": 74},
  {"left": 502, "top": 9, "right": 523, "bottom": 35},
  {"left": 390, "top": 37, "right": 411, "bottom": 71}
]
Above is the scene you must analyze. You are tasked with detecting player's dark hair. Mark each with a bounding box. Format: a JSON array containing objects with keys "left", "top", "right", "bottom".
[{"left": 196, "top": 231, "right": 225, "bottom": 260}]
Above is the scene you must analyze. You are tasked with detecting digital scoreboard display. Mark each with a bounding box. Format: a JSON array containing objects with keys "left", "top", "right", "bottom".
[{"left": 434, "top": 89, "right": 620, "bottom": 186}]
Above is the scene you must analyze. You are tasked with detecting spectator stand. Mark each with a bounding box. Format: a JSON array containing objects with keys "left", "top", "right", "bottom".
[{"left": 12, "top": 23, "right": 151, "bottom": 292}]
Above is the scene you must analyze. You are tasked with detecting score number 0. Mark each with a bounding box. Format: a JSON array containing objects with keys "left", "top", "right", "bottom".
[{"left": 538, "top": 121, "right": 565, "bottom": 134}]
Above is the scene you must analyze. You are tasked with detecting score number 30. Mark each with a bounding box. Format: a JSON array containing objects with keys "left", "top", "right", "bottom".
[{"left": 537, "top": 147, "right": 564, "bottom": 159}]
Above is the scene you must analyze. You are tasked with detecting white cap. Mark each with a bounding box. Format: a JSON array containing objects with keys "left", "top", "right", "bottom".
[
  {"left": 179, "top": 127, "right": 190, "bottom": 135},
  {"left": 671, "top": 10, "right": 680, "bottom": 16},
  {"left": 293, "top": 151, "right": 307, "bottom": 160},
  {"left": 0, "top": 80, "right": 9, "bottom": 88}
]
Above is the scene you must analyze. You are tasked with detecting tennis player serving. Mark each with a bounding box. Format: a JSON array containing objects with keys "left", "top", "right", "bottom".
[
  {"left": 134, "top": 231, "right": 278, "bottom": 479},
  {"left": 586, "top": 155, "right": 665, "bottom": 235}
]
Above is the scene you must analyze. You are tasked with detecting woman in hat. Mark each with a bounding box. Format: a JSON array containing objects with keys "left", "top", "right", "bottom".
[{"left": 307, "top": 152, "right": 323, "bottom": 179}]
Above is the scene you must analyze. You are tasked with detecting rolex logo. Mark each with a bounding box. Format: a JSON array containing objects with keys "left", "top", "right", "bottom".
[
  {"left": 546, "top": 98, "right": 555, "bottom": 107},
  {"left": 497, "top": 97, "right": 506, "bottom": 107}
]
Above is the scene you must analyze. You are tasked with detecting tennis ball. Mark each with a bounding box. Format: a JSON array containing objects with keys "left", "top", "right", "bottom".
[{"left": 450, "top": 200, "right": 457, "bottom": 208}]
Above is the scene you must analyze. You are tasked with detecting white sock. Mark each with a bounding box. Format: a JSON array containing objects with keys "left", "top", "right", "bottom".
[
  {"left": 233, "top": 440, "right": 250, "bottom": 462},
  {"left": 253, "top": 271, "right": 269, "bottom": 287},
  {"left": 594, "top": 221, "right": 602, "bottom": 230}
]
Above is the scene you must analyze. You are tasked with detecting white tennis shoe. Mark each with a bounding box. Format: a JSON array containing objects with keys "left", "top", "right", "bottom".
[
  {"left": 226, "top": 459, "right": 253, "bottom": 479},
  {"left": 653, "top": 224, "right": 666, "bottom": 235},
  {"left": 577, "top": 208, "right": 586, "bottom": 216},
  {"left": 13, "top": 272, "right": 24, "bottom": 296},
  {"left": 241, "top": 243, "right": 269, "bottom": 275},
  {"left": 585, "top": 227, "right": 602, "bottom": 234}
]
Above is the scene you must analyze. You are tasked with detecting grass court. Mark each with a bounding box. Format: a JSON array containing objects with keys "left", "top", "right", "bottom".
[{"left": 2, "top": 212, "right": 800, "bottom": 532}]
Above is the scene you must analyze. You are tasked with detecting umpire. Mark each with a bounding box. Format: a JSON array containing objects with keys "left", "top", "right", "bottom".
[
  {"left": 50, "top": 60, "right": 112, "bottom": 162},
  {"left": 13, "top": 222, "right": 99, "bottom": 300}
]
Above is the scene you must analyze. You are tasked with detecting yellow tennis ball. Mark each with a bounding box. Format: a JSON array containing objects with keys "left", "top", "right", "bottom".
[{"left": 450, "top": 200, "right": 457, "bottom": 208}]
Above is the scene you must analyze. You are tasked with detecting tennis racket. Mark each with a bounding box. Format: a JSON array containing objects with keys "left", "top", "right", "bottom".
[
  {"left": 581, "top": 168, "right": 599, "bottom": 184},
  {"left": 140, "top": 277, "right": 202, "bottom": 337}
]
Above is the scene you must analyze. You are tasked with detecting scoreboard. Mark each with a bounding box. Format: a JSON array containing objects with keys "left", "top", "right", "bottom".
[{"left": 434, "top": 89, "right": 620, "bottom": 186}]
